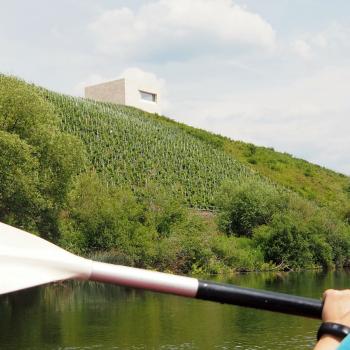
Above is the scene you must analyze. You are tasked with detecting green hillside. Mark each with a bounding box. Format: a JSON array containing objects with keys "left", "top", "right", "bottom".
[
  {"left": 42, "top": 89, "right": 350, "bottom": 219},
  {"left": 42, "top": 90, "right": 268, "bottom": 209},
  {"left": 136, "top": 113, "right": 350, "bottom": 221},
  {"left": 225, "top": 142, "right": 350, "bottom": 218},
  {"left": 1, "top": 75, "right": 350, "bottom": 272}
]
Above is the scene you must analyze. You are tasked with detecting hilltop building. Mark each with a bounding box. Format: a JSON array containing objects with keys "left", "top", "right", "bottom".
[{"left": 85, "top": 77, "right": 161, "bottom": 114}]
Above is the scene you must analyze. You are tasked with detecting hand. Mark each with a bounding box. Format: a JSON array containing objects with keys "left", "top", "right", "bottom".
[
  {"left": 314, "top": 289, "right": 350, "bottom": 350},
  {"left": 322, "top": 289, "right": 350, "bottom": 326}
]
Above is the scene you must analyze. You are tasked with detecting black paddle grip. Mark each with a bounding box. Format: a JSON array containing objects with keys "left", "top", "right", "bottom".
[{"left": 196, "top": 280, "right": 323, "bottom": 319}]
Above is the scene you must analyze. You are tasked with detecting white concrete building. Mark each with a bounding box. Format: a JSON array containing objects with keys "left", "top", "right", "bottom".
[{"left": 85, "top": 77, "right": 161, "bottom": 114}]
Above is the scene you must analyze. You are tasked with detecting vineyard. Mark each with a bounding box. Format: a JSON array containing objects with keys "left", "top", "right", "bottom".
[{"left": 41, "top": 90, "right": 269, "bottom": 208}]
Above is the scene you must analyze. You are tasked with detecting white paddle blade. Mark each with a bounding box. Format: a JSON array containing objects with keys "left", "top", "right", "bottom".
[{"left": 0, "top": 222, "right": 92, "bottom": 295}]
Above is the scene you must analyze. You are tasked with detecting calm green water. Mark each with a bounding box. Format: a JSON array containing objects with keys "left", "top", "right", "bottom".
[{"left": 1, "top": 270, "right": 350, "bottom": 350}]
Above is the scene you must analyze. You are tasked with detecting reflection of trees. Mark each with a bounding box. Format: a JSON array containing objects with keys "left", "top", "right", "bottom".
[
  {"left": 0, "top": 286, "right": 63, "bottom": 349},
  {"left": 0, "top": 271, "right": 349, "bottom": 349}
]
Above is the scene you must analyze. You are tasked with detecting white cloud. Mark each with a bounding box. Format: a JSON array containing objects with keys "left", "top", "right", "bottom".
[
  {"left": 89, "top": 0, "right": 276, "bottom": 61},
  {"left": 312, "top": 33, "right": 328, "bottom": 49},
  {"left": 120, "top": 67, "right": 165, "bottom": 91},
  {"left": 291, "top": 39, "right": 313, "bottom": 60},
  {"left": 290, "top": 23, "right": 350, "bottom": 62}
]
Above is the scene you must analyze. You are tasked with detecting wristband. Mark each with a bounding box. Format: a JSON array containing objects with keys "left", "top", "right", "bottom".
[{"left": 317, "top": 322, "right": 350, "bottom": 341}]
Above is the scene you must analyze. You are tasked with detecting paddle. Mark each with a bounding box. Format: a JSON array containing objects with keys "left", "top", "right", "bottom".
[{"left": 0, "top": 221, "right": 323, "bottom": 318}]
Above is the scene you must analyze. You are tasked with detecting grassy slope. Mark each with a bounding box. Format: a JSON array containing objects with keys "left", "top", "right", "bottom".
[
  {"left": 144, "top": 114, "right": 350, "bottom": 218},
  {"left": 39, "top": 88, "right": 349, "bottom": 217},
  {"left": 42, "top": 90, "right": 276, "bottom": 209}
]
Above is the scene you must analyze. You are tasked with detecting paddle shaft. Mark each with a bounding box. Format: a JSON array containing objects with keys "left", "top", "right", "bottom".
[
  {"left": 197, "top": 281, "right": 323, "bottom": 319},
  {"left": 90, "top": 261, "right": 323, "bottom": 319}
]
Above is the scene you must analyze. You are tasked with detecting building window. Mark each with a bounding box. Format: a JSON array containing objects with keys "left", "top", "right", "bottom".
[{"left": 139, "top": 90, "right": 157, "bottom": 103}]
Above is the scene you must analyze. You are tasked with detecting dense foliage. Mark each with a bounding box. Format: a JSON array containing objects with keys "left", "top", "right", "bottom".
[
  {"left": 59, "top": 172, "right": 212, "bottom": 271},
  {"left": 215, "top": 180, "right": 350, "bottom": 269},
  {"left": 1, "top": 74, "right": 350, "bottom": 273},
  {"left": 0, "top": 76, "right": 86, "bottom": 236},
  {"left": 215, "top": 179, "right": 289, "bottom": 237}
]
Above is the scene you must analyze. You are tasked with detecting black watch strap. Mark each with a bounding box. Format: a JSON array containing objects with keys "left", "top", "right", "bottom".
[{"left": 317, "top": 322, "right": 350, "bottom": 341}]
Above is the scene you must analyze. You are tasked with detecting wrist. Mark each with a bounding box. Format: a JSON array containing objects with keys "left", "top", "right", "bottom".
[{"left": 314, "top": 335, "right": 340, "bottom": 350}]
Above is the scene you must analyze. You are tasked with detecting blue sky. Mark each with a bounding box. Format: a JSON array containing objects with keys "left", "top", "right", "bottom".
[{"left": 0, "top": 0, "right": 349, "bottom": 174}]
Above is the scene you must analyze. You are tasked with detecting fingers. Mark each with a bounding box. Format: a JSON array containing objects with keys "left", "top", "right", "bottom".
[
  {"left": 323, "top": 289, "right": 339, "bottom": 299},
  {"left": 323, "top": 289, "right": 350, "bottom": 300},
  {"left": 321, "top": 289, "right": 350, "bottom": 322}
]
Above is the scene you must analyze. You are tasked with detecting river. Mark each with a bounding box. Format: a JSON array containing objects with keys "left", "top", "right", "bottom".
[{"left": 1, "top": 270, "right": 349, "bottom": 350}]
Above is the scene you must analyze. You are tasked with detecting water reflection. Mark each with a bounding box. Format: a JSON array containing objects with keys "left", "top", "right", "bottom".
[{"left": 1, "top": 270, "right": 349, "bottom": 350}]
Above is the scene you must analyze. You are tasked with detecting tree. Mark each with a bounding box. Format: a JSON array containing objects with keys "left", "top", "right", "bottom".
[{"left": 0, "top": 75, "right": 86, "bottom": 237}]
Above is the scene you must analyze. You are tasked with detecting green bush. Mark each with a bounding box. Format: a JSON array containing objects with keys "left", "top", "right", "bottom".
[
  {"left": 212, "top": 235, "right": 264, "bottom": 271},
  {"left": 253, "top": 212, "right": 314, "bottom": 269},
  {"left": 252, "top": 207, "right": 350, "bottom": 269},
  {"left": 59, "top": 172, "right": 156, "bottom": 265},
  {"left": 215, "top": 179, "right": 288, "bottom": 236},
  {"left": 150, "top": 201, "right": 215, "bottom": 273},
  {"left": 60, "top": 173, "right": 222, "bottom": 272},
  {"left": 0, "top": 76, "right": 86, "bottom": 235},
  {"left": 324, "top": 225, "right": 350, "bottom": 267},
  {"left": 309, "top": 235, "right": 333, "bottom": 268},
  {"left": 0, "top": 131, "right": 43, "bottom": 230},
  {"left": 135, "top": 182, "right": 187, "bottom": 237}
]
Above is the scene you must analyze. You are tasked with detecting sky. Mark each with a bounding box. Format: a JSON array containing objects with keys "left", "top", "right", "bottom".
[{"left": 0, "top": 0, "right": 349, "bottom": 174}]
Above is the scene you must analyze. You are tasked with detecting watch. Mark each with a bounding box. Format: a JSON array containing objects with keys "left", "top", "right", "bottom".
[{"left": 317, "top": 322, "right": 350, "bottom": 341}]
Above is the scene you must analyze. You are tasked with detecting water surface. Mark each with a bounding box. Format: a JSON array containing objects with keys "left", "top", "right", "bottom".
[{"left": 1, "top": 270, "right": 349, "bottom": 350}]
